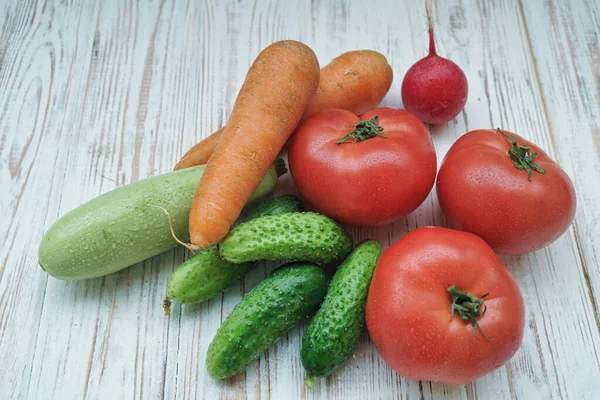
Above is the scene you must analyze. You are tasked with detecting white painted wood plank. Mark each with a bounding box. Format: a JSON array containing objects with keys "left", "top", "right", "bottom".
[
  {"left": 0, "top": 0, "right": 105, "bottom": 398},
  {"left": 18, "top": 0, "right": 177, "bottom": 398}
]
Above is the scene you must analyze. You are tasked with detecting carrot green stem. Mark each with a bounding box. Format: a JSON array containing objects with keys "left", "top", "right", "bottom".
[
  {"left": 447, "top": 285, "right": 491, "bottom": 340},
  {"left": 497, "top": 128, "right": 546, "bottom": 181},
  {"left": 336, "top": 116, "right": 385, "bottom": 144}
]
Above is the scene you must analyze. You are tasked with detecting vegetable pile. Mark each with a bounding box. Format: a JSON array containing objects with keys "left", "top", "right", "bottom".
[{"left": 38, "top": 22, "right": 577, "bottom": 388}]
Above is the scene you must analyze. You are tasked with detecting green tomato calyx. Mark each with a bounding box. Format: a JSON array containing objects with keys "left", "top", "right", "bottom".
[
  {"left": 448, "top": 285, "right": 492, "bottom": 341},
  {"left": 497, "top": 128, "right": 546, "bottom": 181},
  {"left": 337, "top": 116, "right": 386, "bottom": 144}
]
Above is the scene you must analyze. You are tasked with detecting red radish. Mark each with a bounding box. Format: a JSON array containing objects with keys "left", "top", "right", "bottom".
[{"left": 401, "top": 24, "right": 468, "bottom": 124}]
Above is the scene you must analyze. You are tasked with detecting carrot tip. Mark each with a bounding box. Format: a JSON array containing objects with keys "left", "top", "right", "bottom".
[
  {"left": 173, "top": 157, "right": 190, "bottom": 170},
  {"left": 188, "top": 244, "right": 203, "bottom": 252}
]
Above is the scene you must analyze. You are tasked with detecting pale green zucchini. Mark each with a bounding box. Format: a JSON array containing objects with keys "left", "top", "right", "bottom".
[{"left": 38, "top": 162, "right": 282, "bottom": 280}]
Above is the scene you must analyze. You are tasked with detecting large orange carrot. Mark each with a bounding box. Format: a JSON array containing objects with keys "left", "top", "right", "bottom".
[
  {"left": 189, "top": 41, "right": 320, "bottom": 249},
  {"left": 174, "top": 50, "right": 392, "bottom": 170}
]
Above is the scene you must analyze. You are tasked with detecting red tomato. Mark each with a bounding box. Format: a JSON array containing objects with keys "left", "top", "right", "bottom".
[
  {"left": 437, "top": 129, "right": 576, "bottom": 254},
  {"left": 366, "top": 227, "right": 525, "bottom": 385},
  {"left": 288, "top": 108, "right": 436, "bottom": 226}
]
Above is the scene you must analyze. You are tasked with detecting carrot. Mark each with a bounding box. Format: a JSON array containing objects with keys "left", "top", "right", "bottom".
[
  {"left": 188, "top": 40, "right": 320, "bottom": 249},
  {"left": 174, "top": 50, "right": 392, "bottom": 170},
  {"left": 174, "top": 127, "right": 224, "bottom": 170},
  {"left": 302, "top": 50, "right": 393, "bottom": 118}
]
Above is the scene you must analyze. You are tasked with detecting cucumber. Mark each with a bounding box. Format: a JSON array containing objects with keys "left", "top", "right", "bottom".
[
  {"left": 219, "top": 212, "right": 353, "bottom": 264},
  {"left": 301, "top": 240, "right": 382, "bottom": 385},
  {"left": 206, "top": 263, "right": 327, "bottom": 379},
  {"left": 38, "top": 162, "right": 283, "bottom": 280},
  {"left": 165, "top": 195, "right": 304, "bottom": 304},
  {"left": 244, "top": 193, "right": 304, "bottom": 221}
]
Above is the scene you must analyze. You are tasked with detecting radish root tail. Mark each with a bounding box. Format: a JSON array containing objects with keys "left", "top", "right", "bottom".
[
  {"left": 148, "top": 204, "right": 198, "bottom": 253},
  {"left": 425, "top": 0, "right": 433, "bottom": 28},
  {"left": 425, "top": 0, "right": 436, "bottom": 55}
]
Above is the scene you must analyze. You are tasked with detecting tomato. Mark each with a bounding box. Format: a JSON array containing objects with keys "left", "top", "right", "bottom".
[
  {"left": 288, "top": 108, "right": 436, "bottom": 226},
  {"left": 366, "top": 227, "right": 525, "bottom": 385},
  {"left": 436, "top": 129, "right": 576, "bottom": 254}
]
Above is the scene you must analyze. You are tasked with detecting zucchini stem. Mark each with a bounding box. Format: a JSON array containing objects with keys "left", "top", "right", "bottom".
[{"left": 163, "top": 297, "right": 172, "bottom": 316}]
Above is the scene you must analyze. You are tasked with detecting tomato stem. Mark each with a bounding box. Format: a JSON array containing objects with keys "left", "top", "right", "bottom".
[
  {"left": 336, "top": 116, "right": 386, "bottom": 144},
  {"left": 447, "top": 285, "right": 492, "bottom": 340},
  {"left": 497, "top": 128, "right": 546, "bottom": 181}
]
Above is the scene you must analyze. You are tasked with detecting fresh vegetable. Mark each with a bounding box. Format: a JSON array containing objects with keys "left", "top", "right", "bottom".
[
  {"left": 301, "top": 240, "right": 381, "bottom": 386},
  {"left": 38, "top": 163, "right": 281, "bottom": 280},
  {"left": 288, "top": 108, "right": 437, "bottom": 226},
  {"left": 437, "top": 129, "right": 576, "bottom": 254},
  {"left": 244, "top": 194, "right": 304, "bottom": 221},
  {"left": 401, "top": 20, "right": 468, "bottom": 124},
  {"left": 303, "top": 50, "right": 393, "bottom": 120},
  {"left": 219, "top": 212, "right": 353, "bottom": 264},
  {"left": 166, "top": 247, "right": 247, "bottom": 309},
  {"left": 166, "top": 248, "right": 246, "bottom": 310},
  {"left": 174, "top": 127, "right": 224, "bottom": 170},
  {"left": 366, "top": 227, "right": 525, "bottom": 385},
  {"left": 165, "top": 195, "right": 304, "bottom": 305},
  {"left": 174, "top": 50, "right": 393, "bottom": 170},
  {"left": 189, "top": 40, "right": 320, "bottom": 249},
  {"left": 206, "top": 263, "right": 327, "bottom": 379}
]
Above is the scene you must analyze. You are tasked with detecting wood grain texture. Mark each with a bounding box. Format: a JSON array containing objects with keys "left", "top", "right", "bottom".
[{"left": 1, "top": 0, "right": 599, "bottom": 399}]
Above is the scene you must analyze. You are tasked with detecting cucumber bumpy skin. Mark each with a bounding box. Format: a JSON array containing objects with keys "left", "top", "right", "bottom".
[
  {"left": 301, "top": 240, "right": 382, "bottom": 385},
  {"left": 165, "top": 195, "right": 304, "bottom": 304},
  {"left": 219, "top": 212, "right": 353, "bottom": 265},
  {"left": 38, "top": 162, "right": 281, "bottom": 280},
  {"left": 206, "top": 263, "right": 328, "bottom": 379}
]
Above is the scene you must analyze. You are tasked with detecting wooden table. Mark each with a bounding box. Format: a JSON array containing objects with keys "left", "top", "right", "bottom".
[{"left": 2, "top": 0, "right": 599, "bottom": 398}]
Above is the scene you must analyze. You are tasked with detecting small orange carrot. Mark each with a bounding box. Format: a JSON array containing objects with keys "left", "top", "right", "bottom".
[
  {"left": 174, "top": 50, "right": 392, "bottom": 170},
  {"left": 189, "top": 41, "right": 320, "bottom": 249},
  {"left": 303, "top": 50, "right": 393, "bottom": 118}
]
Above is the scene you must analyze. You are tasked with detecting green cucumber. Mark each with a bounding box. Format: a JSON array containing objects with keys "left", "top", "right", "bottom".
[
  {"left": 165, "top": 195, "right": 304, "bottom": 305},
  {"left": 206, "top": 263, "right": 327, "bottom": 379},
  {"left": 219, "top": 212, "right": 353, "bottom": 264},
  {"left": 244, "top": 193, "right": 304, "bottom": 221},
  {"left": 38, "top": 162, "right": 283, "bottom": 280},
  {"left": 301, "top": 240, "right": 382, "bottom": 385}
]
